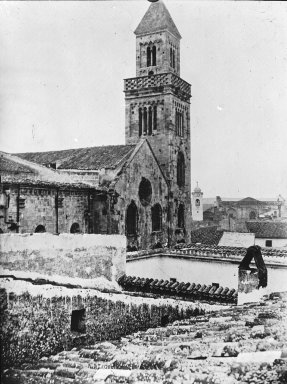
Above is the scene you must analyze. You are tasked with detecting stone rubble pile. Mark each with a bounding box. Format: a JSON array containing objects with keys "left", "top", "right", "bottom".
[{"left": 3, "top": 292, "right": 287, "bottom": 383}]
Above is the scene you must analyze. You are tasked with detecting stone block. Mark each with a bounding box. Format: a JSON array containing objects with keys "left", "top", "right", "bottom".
[
  {"left": 238, "top": 269, "right": 268, "bottom": 305},
  {"left": 236, "top": 350, "right": 282, "bottom": 364}
]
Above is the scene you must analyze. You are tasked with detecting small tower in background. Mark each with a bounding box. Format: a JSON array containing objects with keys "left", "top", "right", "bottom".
[{"left": 192, "top": 183, "right": 203, "bottom": 221}]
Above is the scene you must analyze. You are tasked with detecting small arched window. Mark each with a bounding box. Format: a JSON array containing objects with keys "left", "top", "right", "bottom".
[
  {"left": 152, "top": 45, "right": 156, "bottom": 66},
  {"left": 153, "top": 106, "right": 157, "bottom": 131},
  {"left": 148, "top": 106, "right": 153, "bottom": 135},
  {"left": 177, "top": 152, "right": 185, "bottom": 187},
  {"left": 152, "top": 203, "right": 162, "bottom": 232},
  {"left": 147, "top": 46, "right": 151, "bottom": 67},
  {"left": 195, "top": 199, "right": 200, "bottom": 207},
  {"left": 139, "top": 177, "right": 152, "bottom": 206},
  {"left": 35, "top": 225, "right": 46, "bottom": 233},
  {"left": 143, "top": 107, "right": 147, "bottom": 135},
  {"left": 139, "top": 108, "right": 142, "bottom": 137},
  {"left": 172, "top": 49, "right": 176, "bottom": 68},
  {"left": 178, "top": 204, "right": 185, "bottom": 228},
  {"left": 70, "top": 223, "right": 80, "bottom": 234},
  {"left": 126, "top": 201, "right": 138, "bottom": 236}
]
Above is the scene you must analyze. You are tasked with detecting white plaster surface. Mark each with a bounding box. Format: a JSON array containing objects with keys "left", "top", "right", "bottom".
[
  {"left": 0, "top": 233, "right": 126, "bottom": 281},
  {"left": 127, "top": 256, "right": 287, "bottom": 292},
  {"left": 0, "top": 233, "right": 126, "bottom": 251},
  {"left": 255, "top": 238, "right": 287, "bottom": 249},
  {"left": 237, "top": 287, "right": 268, "bottom": 305},
  {"left": 236, "top": 351, "right": 282, "bottom": 363}
]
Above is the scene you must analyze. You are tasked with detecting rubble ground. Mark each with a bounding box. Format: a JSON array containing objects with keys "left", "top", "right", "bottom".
[{"left": 3, "top": 292, "right": 287, "bottom": 384}]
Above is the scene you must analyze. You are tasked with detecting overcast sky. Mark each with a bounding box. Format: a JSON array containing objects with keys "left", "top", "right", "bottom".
[{"left": 0, "top": 1, "right": 286, "bottom": 198}]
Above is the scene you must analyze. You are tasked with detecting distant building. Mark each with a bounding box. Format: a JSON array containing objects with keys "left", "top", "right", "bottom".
[
  {"left": 246, "top": 221, "right": 287, "bottom": 249},
  {"left": 191, "top": 183, "right": 203, "bottom": 221},
  {"left": 203, "top": 196, "right": 286, "bottom": 232}
]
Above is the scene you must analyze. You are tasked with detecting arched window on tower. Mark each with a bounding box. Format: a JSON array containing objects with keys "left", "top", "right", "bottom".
[
  {"left": 147, "top": 46, "right": 151, "bottom": 67},
  {"left": 178, "top": 204, "right": 185, "bottom": 228},
  {"left": 195, "top": 199, "right": 200, "bottom": 207},
  {"left": 126, "top": 201, "right": 138, "bottom": 236},
  {"left": 152, "top": 203, "right": 162, "bottom": 232},
  {"left": 148, "top": 106, "right": 153, "bottom": 135},
  {"left": 153, "top": 105, "right": 157, "bottom": 131},
  {"left": 175, "top": 110, "right": 184, "bottom": 137},
  {"left": 143, "top": 107, "right": 147, "bottom": 135},
  {"left": 139, "top": 105, "right": 157, "bottom": 136},
  {"left": 152, "top": 45, "right": 156, "bottom": 66},
  {"left": 172, "top": 49, "right": 175, "bottom": 69},
  {"left": 177, "top": 152, "right": 185, "bottom": 187},
  {"left": 139, "top": 108, "right": 142, "bottom": 137}
]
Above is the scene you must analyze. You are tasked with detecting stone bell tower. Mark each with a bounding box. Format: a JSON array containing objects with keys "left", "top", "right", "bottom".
[
  {"left": 124, "top": 0, "right": 192, "bottom": 244},
  {"left": 192, "top": 183, "right": 203, "bottom": 221}
]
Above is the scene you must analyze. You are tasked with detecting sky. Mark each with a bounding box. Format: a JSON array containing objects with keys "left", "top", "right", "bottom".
[{"left": 0, "top": 0, "right": 287, "bottom": 198}]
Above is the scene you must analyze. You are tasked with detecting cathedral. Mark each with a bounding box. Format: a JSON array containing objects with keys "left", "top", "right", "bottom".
[{"left": 0, "top": 1, "right": 192, "bottom": 250}]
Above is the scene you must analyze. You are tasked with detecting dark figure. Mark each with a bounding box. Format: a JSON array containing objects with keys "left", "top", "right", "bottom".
[{"left": 239, "top": 245, "right": 267, "bottom": 288}]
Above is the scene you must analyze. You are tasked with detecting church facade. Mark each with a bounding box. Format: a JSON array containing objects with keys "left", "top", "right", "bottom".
[{"left": 0, "top": 1, "right": 192, "bottom": 250}]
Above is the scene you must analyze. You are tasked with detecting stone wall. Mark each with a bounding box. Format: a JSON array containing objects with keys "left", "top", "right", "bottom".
[
  {"left": 0, "top": 279, "right": 211, "bottom": 370},
  {"left": 0, "top": 233, "right": 126, "bottom": 282},
  {"left": 0, "top": 185, "right": 90, "bottom": 234}
]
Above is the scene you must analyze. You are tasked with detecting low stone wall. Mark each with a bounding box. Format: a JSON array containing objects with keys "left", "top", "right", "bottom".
[
  {"left": 0, "top": 279, "right": 215, "bottom": 370},
  {"left": 0, "top": 233, "right": 126, "bottom": 282}
]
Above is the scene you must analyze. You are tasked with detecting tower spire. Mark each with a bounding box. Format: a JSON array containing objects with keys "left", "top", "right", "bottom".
[{"left": 135, "top": 1, "right": 181, "bottom": 39}]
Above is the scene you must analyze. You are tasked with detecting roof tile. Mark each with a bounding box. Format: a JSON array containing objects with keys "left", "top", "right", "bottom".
[
  {"left": 16, "top": 144, "right": 136, "bottom": 171},
  {"left": 246, "top": 221, "right": 287, "bottom": 239}
]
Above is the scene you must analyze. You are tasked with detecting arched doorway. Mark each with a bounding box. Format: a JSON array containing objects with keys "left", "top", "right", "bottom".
[
  {"left": 35, "top": 225, "right": 46, "bottom": 233},
  {"left": 70, "top": 223, "right": 80, "bottom": 234},
  {"left": 126, "top": 201, "right": 138, "bottom": 236},
  {"left": 249, "top": 211, "right": 256, "bottom": 220},
  {"left": 152, "top": 203, "right": 162, "bottom": 232}
]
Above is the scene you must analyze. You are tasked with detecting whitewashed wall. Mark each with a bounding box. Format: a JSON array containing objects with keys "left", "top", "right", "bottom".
[
  {"left": 127, "top": 256, "right": 287, "bottom": 292},
  {"left": 0, "top": 233, "right": 126, "bottom": 282}
]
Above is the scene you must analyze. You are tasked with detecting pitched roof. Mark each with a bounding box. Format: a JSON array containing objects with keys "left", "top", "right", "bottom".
[
  {"left": 246, "top": 221, "right": 287, "bottom": 239},
  {"left": 0, "top": 152, "right": 96, "bottom": 189},
  {"left": 237, "top": 197, "right": 260, "bottom": 205},
  {"left": 16, "top": 144, "right": 136, "bottom": 171},
  {"left": 0, "top": 155, "right": 34, "bottom": 174},
  {"left": 190, "top": 226, "right": 223, "bottom": 245},
  {"left": 218, "top": 232, "right": 255, "bottom": 248},
  {"left": 134, "top": 1, "right": 181, "bottom": 39}
]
